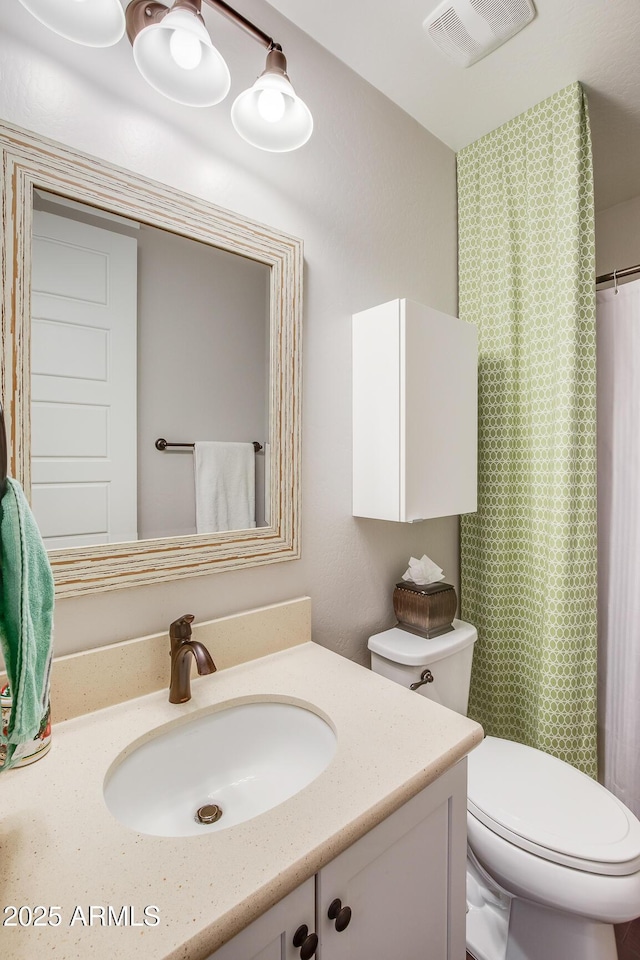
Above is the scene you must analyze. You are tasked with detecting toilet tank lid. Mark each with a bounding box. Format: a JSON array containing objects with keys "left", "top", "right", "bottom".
[
  {"left": 468, "top": 737, "right": 640, "bottom": 871},
  {"left": 368, "top": 619, "right": 477, "bottom": 666}
]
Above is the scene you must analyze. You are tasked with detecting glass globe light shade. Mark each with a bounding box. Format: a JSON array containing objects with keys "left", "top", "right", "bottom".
[
  {"left": 17, "top": 0, "right": 125, "bottom": 47},
  {"left": 133, "top": 7, "right": 230, "bottom": 106},
  {"left": 231, "top": 72, "right": 313, "bottom": 153}
]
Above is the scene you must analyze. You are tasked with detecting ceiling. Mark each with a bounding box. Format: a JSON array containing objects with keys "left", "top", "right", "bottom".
[{"left": 263, "top": 0, "right": 640, "bottom": 211}]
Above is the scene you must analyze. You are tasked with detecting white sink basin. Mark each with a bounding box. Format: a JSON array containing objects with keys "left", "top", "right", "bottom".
[{"left": 103, "top": 700, "right": 337, "bottom": 837}]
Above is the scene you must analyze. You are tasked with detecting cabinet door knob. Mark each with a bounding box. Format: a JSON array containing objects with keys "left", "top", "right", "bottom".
[
  {"left": 292, "top": 924, "right": 319, "bottom": 959},
  {"left": 327, "top": 898, "right": 352, "bottom": 932}
]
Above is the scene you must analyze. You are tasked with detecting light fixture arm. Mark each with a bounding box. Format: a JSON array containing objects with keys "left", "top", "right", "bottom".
[
  {"left": 125, "top": 0, "right": 278, "bottom": 52},
  {"left": 202, "top": 0, "right": 273, "bottom": 50}
]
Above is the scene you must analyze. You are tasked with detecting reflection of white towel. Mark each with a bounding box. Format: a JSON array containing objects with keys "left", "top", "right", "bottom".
[
  {"left": 194, "top": 442, "right": 256, "bottom": 534},
  {"left": 264, "top": 443, "right": 271, "bottom": 526}
]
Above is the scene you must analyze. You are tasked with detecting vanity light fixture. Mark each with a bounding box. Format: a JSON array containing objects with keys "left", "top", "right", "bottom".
[
  {"left": 130, "top": 0, "right": 231, "bottom": 106},
  {"left": 17, "top": 0, "right": 126, "bottom": 47},
  {"left": 17, "top": 0, "right": 313, "bottom": 152},
  {"left": 231, "top": 45, "right": 313, "bottom": 153}
]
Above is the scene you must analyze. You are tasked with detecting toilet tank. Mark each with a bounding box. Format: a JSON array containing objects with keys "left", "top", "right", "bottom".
[{"left": 368, "top": 619, "right": 477, "bottom": 716}]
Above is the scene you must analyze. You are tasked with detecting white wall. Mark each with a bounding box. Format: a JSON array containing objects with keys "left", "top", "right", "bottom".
[
  {"left": 596, "top": 193, "right": 640, "bottom": 279},
  {"left": 0, "top": 0, "right": 459, "bottom": 665}
]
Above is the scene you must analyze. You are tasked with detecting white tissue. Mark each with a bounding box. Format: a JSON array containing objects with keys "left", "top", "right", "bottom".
[{"left": 402, "top": 554, "right": 445, "bottom": 586}]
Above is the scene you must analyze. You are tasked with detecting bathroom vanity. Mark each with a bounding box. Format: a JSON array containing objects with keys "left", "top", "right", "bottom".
[
  {"left": 211, "top": 765, "right": 465, "bottom": 960},
  {"left": 0, "top": 601, "right": 482, "bottom": 960}
]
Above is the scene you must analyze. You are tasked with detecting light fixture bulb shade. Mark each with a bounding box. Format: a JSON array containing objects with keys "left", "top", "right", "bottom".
[
  {"left": 17, "top": 0, "right": 125, "bottom": 47},
  {"left": 133, "top": 8, "right": 230, "bottom": 107},
  {"left": 231, "top": 73, "right": 313, "bottom": 153}
]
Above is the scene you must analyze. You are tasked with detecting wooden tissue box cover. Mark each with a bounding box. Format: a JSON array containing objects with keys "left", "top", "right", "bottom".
[{"left": 393, "top": 581, "right": 457, "bottom": 638}]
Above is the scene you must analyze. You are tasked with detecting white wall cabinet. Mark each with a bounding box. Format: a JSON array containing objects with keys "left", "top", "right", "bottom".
[
  {"left": 209, "top": 762, "right": 467, "bottom": 960},
  {"left": 352, "top": 298, "right": 477, "bottom": 522}
]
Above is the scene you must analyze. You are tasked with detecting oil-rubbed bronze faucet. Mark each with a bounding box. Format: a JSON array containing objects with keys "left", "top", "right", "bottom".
[{"left": 169, "top": 614, "right": 217, "bottom": 703}]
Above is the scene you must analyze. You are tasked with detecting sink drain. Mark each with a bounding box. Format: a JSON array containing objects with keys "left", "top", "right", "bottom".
[{"left": 195, "top": 803, "right": 223, "bottom": 825}]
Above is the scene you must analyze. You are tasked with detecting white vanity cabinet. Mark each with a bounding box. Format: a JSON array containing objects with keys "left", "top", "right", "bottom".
[
  {"left": 209, "top": 762, "right": 467, "bottom": 960},
  {"left": 210, "top": 879, "right": 316, "bottom": 960},
  {"left": 352, "top": 298, "right": 477, "bottom": 522}
]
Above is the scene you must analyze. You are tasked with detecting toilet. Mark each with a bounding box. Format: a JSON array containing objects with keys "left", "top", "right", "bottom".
[{"left": 368, "top": 619, "right": 640, "bottom": 960}]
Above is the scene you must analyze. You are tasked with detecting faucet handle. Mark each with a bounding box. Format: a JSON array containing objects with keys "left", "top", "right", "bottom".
[{"left": 169, "top": 614, "right": 195, "bottom": 641}]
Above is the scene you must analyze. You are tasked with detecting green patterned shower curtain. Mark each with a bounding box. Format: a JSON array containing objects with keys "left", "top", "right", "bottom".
[{"left": 458, "top": 82, "right": 598, "bottom": 777}]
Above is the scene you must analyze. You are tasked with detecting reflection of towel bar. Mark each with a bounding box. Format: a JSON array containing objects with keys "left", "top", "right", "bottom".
[{"left": 155, "top": 438, "right": 263, "bottom": 453}]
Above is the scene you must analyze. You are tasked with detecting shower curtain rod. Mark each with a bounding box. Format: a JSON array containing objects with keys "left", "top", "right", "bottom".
[{"left": 596, "top": 263, "right": 640, "bottom": 285}]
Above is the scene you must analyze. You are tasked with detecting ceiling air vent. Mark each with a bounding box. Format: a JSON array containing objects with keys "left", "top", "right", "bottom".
[{"left": 423, "top": 0, "right": 535, "bottom": 67}]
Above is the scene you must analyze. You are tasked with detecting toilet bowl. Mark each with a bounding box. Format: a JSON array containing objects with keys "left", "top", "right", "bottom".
[{"left": 368, "top": 620, "right": 640, "bottom": 960}]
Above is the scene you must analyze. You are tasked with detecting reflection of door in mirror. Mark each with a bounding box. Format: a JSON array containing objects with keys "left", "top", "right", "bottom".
[
  {"left": 30, "top": 191, "right": 271, "bottom": 547},
  {"left": 31, "top": 205, "right": 138, "bottom": 549}
]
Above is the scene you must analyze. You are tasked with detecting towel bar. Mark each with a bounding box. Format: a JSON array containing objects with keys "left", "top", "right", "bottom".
[{"left": 155, "top": 438, "right": 263, "bottom": 453}]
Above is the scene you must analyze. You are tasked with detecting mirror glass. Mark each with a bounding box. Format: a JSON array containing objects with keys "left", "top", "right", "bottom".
[
  {"left": 1, "top": 119, "right": 301, "bottom": 597},
  {"left": 30, "top": 190, "right": 270, "bottom": 548}
]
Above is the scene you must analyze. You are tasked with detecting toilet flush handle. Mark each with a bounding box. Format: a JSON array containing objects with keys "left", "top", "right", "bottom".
[{"left": 410, "top": 668, "right": 434, "bottom": 692}]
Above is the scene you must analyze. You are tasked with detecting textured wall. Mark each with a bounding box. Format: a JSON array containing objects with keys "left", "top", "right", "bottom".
[{"left": 0, "top": 0, "right": 458, "bottom": 665}]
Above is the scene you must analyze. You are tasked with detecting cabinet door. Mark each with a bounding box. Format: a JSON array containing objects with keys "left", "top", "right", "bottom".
[
  {"left": 352, "top": 298, "right": 477, "bottom": 522},
  {"left": 208, "top": 877, "right": 316, "bottom": 960},
  {"left": 317, "top": 762, "right": 467, "bottom": 960},
  {"left": 403, "top": 300, "right": 477, "bottom": 521}
]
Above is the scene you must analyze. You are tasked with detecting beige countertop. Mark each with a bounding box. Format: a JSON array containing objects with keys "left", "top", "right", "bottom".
[{"left": 0, "top": 641, "right": 482, "bottom": 960}]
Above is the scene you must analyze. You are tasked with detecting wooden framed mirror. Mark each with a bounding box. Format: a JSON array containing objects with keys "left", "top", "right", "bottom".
[{"left": 0, "top": 120, "right": 301, "bottom": 598}]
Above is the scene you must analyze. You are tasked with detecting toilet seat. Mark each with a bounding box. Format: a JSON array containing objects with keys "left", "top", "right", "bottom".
[
  {"left": 467, "top": 736, "right": 640, "bottom": 876},
  {"left": 467, "top": 812, "right": 640, "bottom": 925}
]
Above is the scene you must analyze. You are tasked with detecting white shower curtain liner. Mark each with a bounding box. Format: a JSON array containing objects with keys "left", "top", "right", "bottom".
[{"left": 597, "top": 278, "right": 640, "bottom": 817}]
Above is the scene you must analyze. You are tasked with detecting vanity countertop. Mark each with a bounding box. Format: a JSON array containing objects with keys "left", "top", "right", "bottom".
[{"left": 0, "top": 641, "right": 482, "bottom": 960}]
